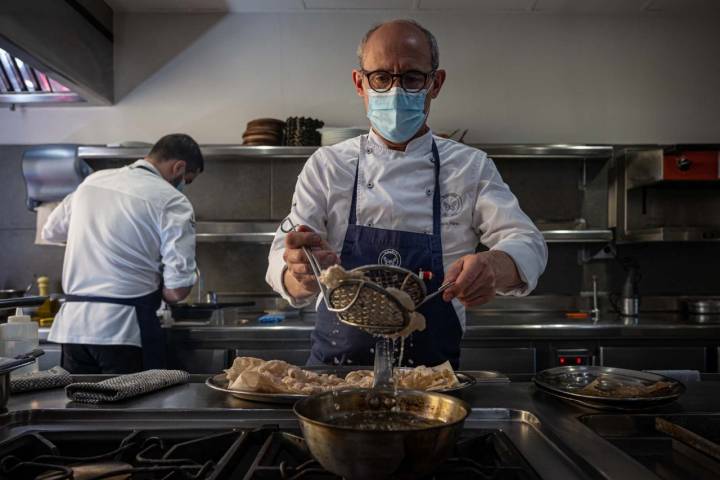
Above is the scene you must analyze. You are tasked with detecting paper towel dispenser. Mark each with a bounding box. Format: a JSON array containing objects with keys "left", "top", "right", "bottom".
[{"left": 22, "top": 145, "right": 91, "bottom": 210}]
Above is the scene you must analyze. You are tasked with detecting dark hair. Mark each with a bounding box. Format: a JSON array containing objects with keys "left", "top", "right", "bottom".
[{"left": 149, "top": 133, "right": 204, "bottom": 173}]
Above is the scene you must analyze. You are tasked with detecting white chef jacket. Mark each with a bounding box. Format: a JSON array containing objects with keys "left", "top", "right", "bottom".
[
  {"left": 42, "top": 159, "right": 197, "bottom": 347},
  {"left": 266, "top": 129, "right": 548, "bottom": 330}
]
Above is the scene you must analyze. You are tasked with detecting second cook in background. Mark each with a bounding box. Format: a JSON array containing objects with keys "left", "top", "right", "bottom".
[
  {"left": 267, "top": 19, "right": 548, "bottom": 369},
  {"left": 42, "top": 134, "right": 203, "bottom": 374}
]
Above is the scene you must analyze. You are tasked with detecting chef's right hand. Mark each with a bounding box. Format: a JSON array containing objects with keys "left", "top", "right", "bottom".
[{"left": 283, "top": 225, "right": 338, "bottom": 299}]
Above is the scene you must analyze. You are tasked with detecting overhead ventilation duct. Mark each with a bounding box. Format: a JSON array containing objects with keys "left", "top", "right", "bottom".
[{"left": 0, "top": 0, "right": 113, "bottom": 106}]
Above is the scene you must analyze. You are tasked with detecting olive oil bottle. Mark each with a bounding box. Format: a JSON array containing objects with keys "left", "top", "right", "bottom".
[{"left": 35, "top": 276, "right": 60, "bottom": 326}]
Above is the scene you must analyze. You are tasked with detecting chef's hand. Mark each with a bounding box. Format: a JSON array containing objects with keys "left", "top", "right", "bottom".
[
  {"left": 442, "top": 251, "right": 522, "bottom": 307},
  {"left": 283, "top": 225, "right": 339, "bottom": 300}
]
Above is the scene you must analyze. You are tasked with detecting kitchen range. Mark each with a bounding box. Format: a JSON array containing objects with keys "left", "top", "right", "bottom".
[{"left": 1, "top": 370, "right": 720, "bottom": 480}]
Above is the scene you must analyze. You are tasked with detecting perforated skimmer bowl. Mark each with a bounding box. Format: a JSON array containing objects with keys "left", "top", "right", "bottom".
[{"left": 281, "top": 218, "right": 452, "bottom": 335}]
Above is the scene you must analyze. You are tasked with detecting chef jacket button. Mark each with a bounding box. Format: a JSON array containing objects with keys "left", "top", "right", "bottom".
[
  {"left": 366, "top": 147, "right": 373, "bottom": 154},
  {"left": 367, "top": 222, "right": 373, "bottom": 227},
  {"left": 425, "top": 188, "right": 432, "bottom": 196},
  {"left": 367, "top": 182, "right": 374, "bottom": 189}
]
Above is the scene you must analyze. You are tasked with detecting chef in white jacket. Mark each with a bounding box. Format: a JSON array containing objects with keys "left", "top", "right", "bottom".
[
  {"left": 42, "top": 134, "right": 203, "bottom": 374},
  {"left": 266, "top": 20, "right": 547, "bottom": 368}
]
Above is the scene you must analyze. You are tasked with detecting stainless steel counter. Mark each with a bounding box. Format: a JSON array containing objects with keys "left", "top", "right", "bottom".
[
  {"left": 164, "top": 312, "right": 720, "bottom": 344},
  {"left": 38, "top": 310, "right": 720, "bottom": 374},
  {"left": 4, "top": 375, "right": 720, "bottom": 479},
  {"left": 38, "top": 311, "right": 720, "bottom": 345}
]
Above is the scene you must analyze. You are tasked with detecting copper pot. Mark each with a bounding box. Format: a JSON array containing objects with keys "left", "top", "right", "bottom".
[{"left": 294, "top": 388, "right": 469, "bottom": 480}]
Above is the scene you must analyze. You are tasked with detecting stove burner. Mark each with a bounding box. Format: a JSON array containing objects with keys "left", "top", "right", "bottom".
[{"left": 0, "top": 427, "right": 540, "bottom": 480}]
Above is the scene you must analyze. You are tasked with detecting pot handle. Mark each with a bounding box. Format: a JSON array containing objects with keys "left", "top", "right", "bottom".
[{"left": 0, "top": 348, "right": 45, "bottom": 374}]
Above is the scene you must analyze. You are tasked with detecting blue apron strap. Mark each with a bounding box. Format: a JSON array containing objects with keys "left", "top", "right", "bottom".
[
  {"left": 133, "top": 164, "right": 159, "bottom": 177},
  {"left": 65, "top": 293, "right": 158, "bottom": 309},
  {"left": 348, "top": 156, "right": 360, "bottom": 226},
  {"left": 431, "top": 140, "right": 442, "bottom": 236}
]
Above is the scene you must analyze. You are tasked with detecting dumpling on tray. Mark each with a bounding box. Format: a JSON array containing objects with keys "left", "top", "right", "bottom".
[{"left": 222, "top": 357, "right": 460, "bottom": 395}]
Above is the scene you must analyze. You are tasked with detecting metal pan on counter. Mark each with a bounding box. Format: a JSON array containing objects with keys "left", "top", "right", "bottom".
[
  {"left": 206, "top": 366, "right": 477, "bottom": 404},
  {"left": 533, "top": 366, "right": 685, "bottom": 410}
]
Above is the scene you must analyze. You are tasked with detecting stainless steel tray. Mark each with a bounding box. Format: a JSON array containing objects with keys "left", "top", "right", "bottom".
[
  {"left": 206, "top": 367, "right": 477, "bottom": 405},
  {"left": 533, "top": 366, "right": 685, "bottom": 409}
]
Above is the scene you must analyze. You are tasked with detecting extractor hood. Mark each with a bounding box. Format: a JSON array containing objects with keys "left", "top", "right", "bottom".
[
  {"left": 0, "top": 0, "right": 113, "bottom": 106},
  {"left": 0, "top": 47, "right": 80, "bottom": 104}
]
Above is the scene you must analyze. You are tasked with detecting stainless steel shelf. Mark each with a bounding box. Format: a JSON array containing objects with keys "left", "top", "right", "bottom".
[
  {"left": 541, "top": 229, "right": 613, "bottom": 243},
  {"left": 196, "top": 222, "right": 277, "bottom": 243},
  {"left": 78, "top": 145, "right": 318, "bottom": 160},
  {"left": 480, "top": 145, "right": 612, "bottom": 159},
  {"left": 77, "top": 144, "right": 613, "bottom": 161},
  {"left": 195, "top": 222, "right": 613, "bottom": 244},
  {"left": 620, "top": 227, "right": 720, "bottom": 243}
]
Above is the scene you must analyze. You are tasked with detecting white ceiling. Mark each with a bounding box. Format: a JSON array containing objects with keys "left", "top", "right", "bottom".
[{"left": 105, "top": 0, "right": 720, "bottom": 13}]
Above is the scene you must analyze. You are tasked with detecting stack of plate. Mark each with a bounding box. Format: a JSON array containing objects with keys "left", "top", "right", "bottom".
[
  {"left": 319, "top": 127, "right": 367, "bottom": 146},
  {"left": 242, "top": 118, "right": 285, "bottom": 146}
]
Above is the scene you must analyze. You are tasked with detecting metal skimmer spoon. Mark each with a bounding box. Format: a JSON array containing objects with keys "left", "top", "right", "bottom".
[{"left": 281, "top": 218, "right": 454, "bottom": 336}]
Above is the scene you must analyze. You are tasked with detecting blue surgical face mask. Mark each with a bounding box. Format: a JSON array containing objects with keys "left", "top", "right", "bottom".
[
  {"left": 366, "top": 87, "right": 428, "bottom": 144},
  {"left": 173, "top": 174, "right": 186, "bottom": 192}
]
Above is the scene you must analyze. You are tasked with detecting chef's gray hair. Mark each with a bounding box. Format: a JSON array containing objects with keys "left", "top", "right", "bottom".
[{"left": 357, "top": 19, "right": 439, "bottom": 70}]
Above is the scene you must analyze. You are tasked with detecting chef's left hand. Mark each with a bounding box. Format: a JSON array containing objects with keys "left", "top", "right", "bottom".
[{"left": 442, "top": 253, "right": 497, "bottom": 307}]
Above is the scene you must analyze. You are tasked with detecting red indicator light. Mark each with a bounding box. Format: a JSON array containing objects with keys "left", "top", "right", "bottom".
[
  {"left": 575, "top": 357, "right": 583, "bottom": 365},
  {"left": 559, "top": 357, "right": 566, "bottom": 365}
]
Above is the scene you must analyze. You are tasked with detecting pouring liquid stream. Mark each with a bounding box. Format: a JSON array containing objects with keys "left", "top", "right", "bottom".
[
  {"left": 330, "top": 336, "right": 450, "bottom": 431},
  {"left": 372, "top": 337, "right": 395, "bottom": 390}
]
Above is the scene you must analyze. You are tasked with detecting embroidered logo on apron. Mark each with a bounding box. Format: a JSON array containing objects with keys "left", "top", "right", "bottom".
[
  {"left": 441, "top": 193, "right": 463, "bottom": 217},
  {"left": 378, "top": 248, "right": 402, "bottom": 266}
]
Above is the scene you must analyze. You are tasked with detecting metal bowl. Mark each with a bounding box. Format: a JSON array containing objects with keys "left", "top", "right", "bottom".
[{"left": 293, "top": 388, "right": 469, "bottom": 480}]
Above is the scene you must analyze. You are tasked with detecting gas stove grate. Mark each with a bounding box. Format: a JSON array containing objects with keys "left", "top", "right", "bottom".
[{"left": 0, "top": 426, "right": 540, "bottom": 480}]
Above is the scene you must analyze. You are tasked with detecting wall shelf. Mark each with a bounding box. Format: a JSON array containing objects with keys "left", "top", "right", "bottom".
[
  {"left": 195, "top": 222, "right": 613, "bottom": 244},
  {"left": 78, "top": 144, "right": 613, "bottom": 161},
  {"left": 620, "top": 227, "right": 720, "bottom": 243},
  {"left": 540, "top": 229, "right": 613, "bottom": 243}
]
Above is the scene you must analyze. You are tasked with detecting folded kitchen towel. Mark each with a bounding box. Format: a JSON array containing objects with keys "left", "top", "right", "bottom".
[
  {"left": 66, "top": 369, "right": 189, "bottom": 404},
  {"left": 10, "top": 366, "right": 73, "bottom": 393}
]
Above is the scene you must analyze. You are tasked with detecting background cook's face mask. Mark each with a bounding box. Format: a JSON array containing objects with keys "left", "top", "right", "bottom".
[
  {"left": 173, "top": 169, "right": 186, "bottom": 192},
  {"left": 366, "top": 87, "right": 428, "bottom": 144}
]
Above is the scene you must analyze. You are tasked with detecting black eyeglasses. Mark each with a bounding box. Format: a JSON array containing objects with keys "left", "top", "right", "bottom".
[{"left": 362, "top": 69, "right": 435, "bottom": 93}]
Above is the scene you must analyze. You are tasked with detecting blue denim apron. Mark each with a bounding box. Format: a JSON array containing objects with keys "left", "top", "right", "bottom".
[
  {"left": 309, "top": 137, "right": 462, "bottom": 369},
  {"left": 63, "top": 164, "right": 168, "bottom": 370}
]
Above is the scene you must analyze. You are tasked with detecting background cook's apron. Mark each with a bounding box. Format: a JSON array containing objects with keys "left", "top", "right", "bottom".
[
  {"left": 64, "top": 290, "right": 166, "bottom": 369},
  {"left": 309, "top": 138, "right": 462, "bottom": 369}
]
